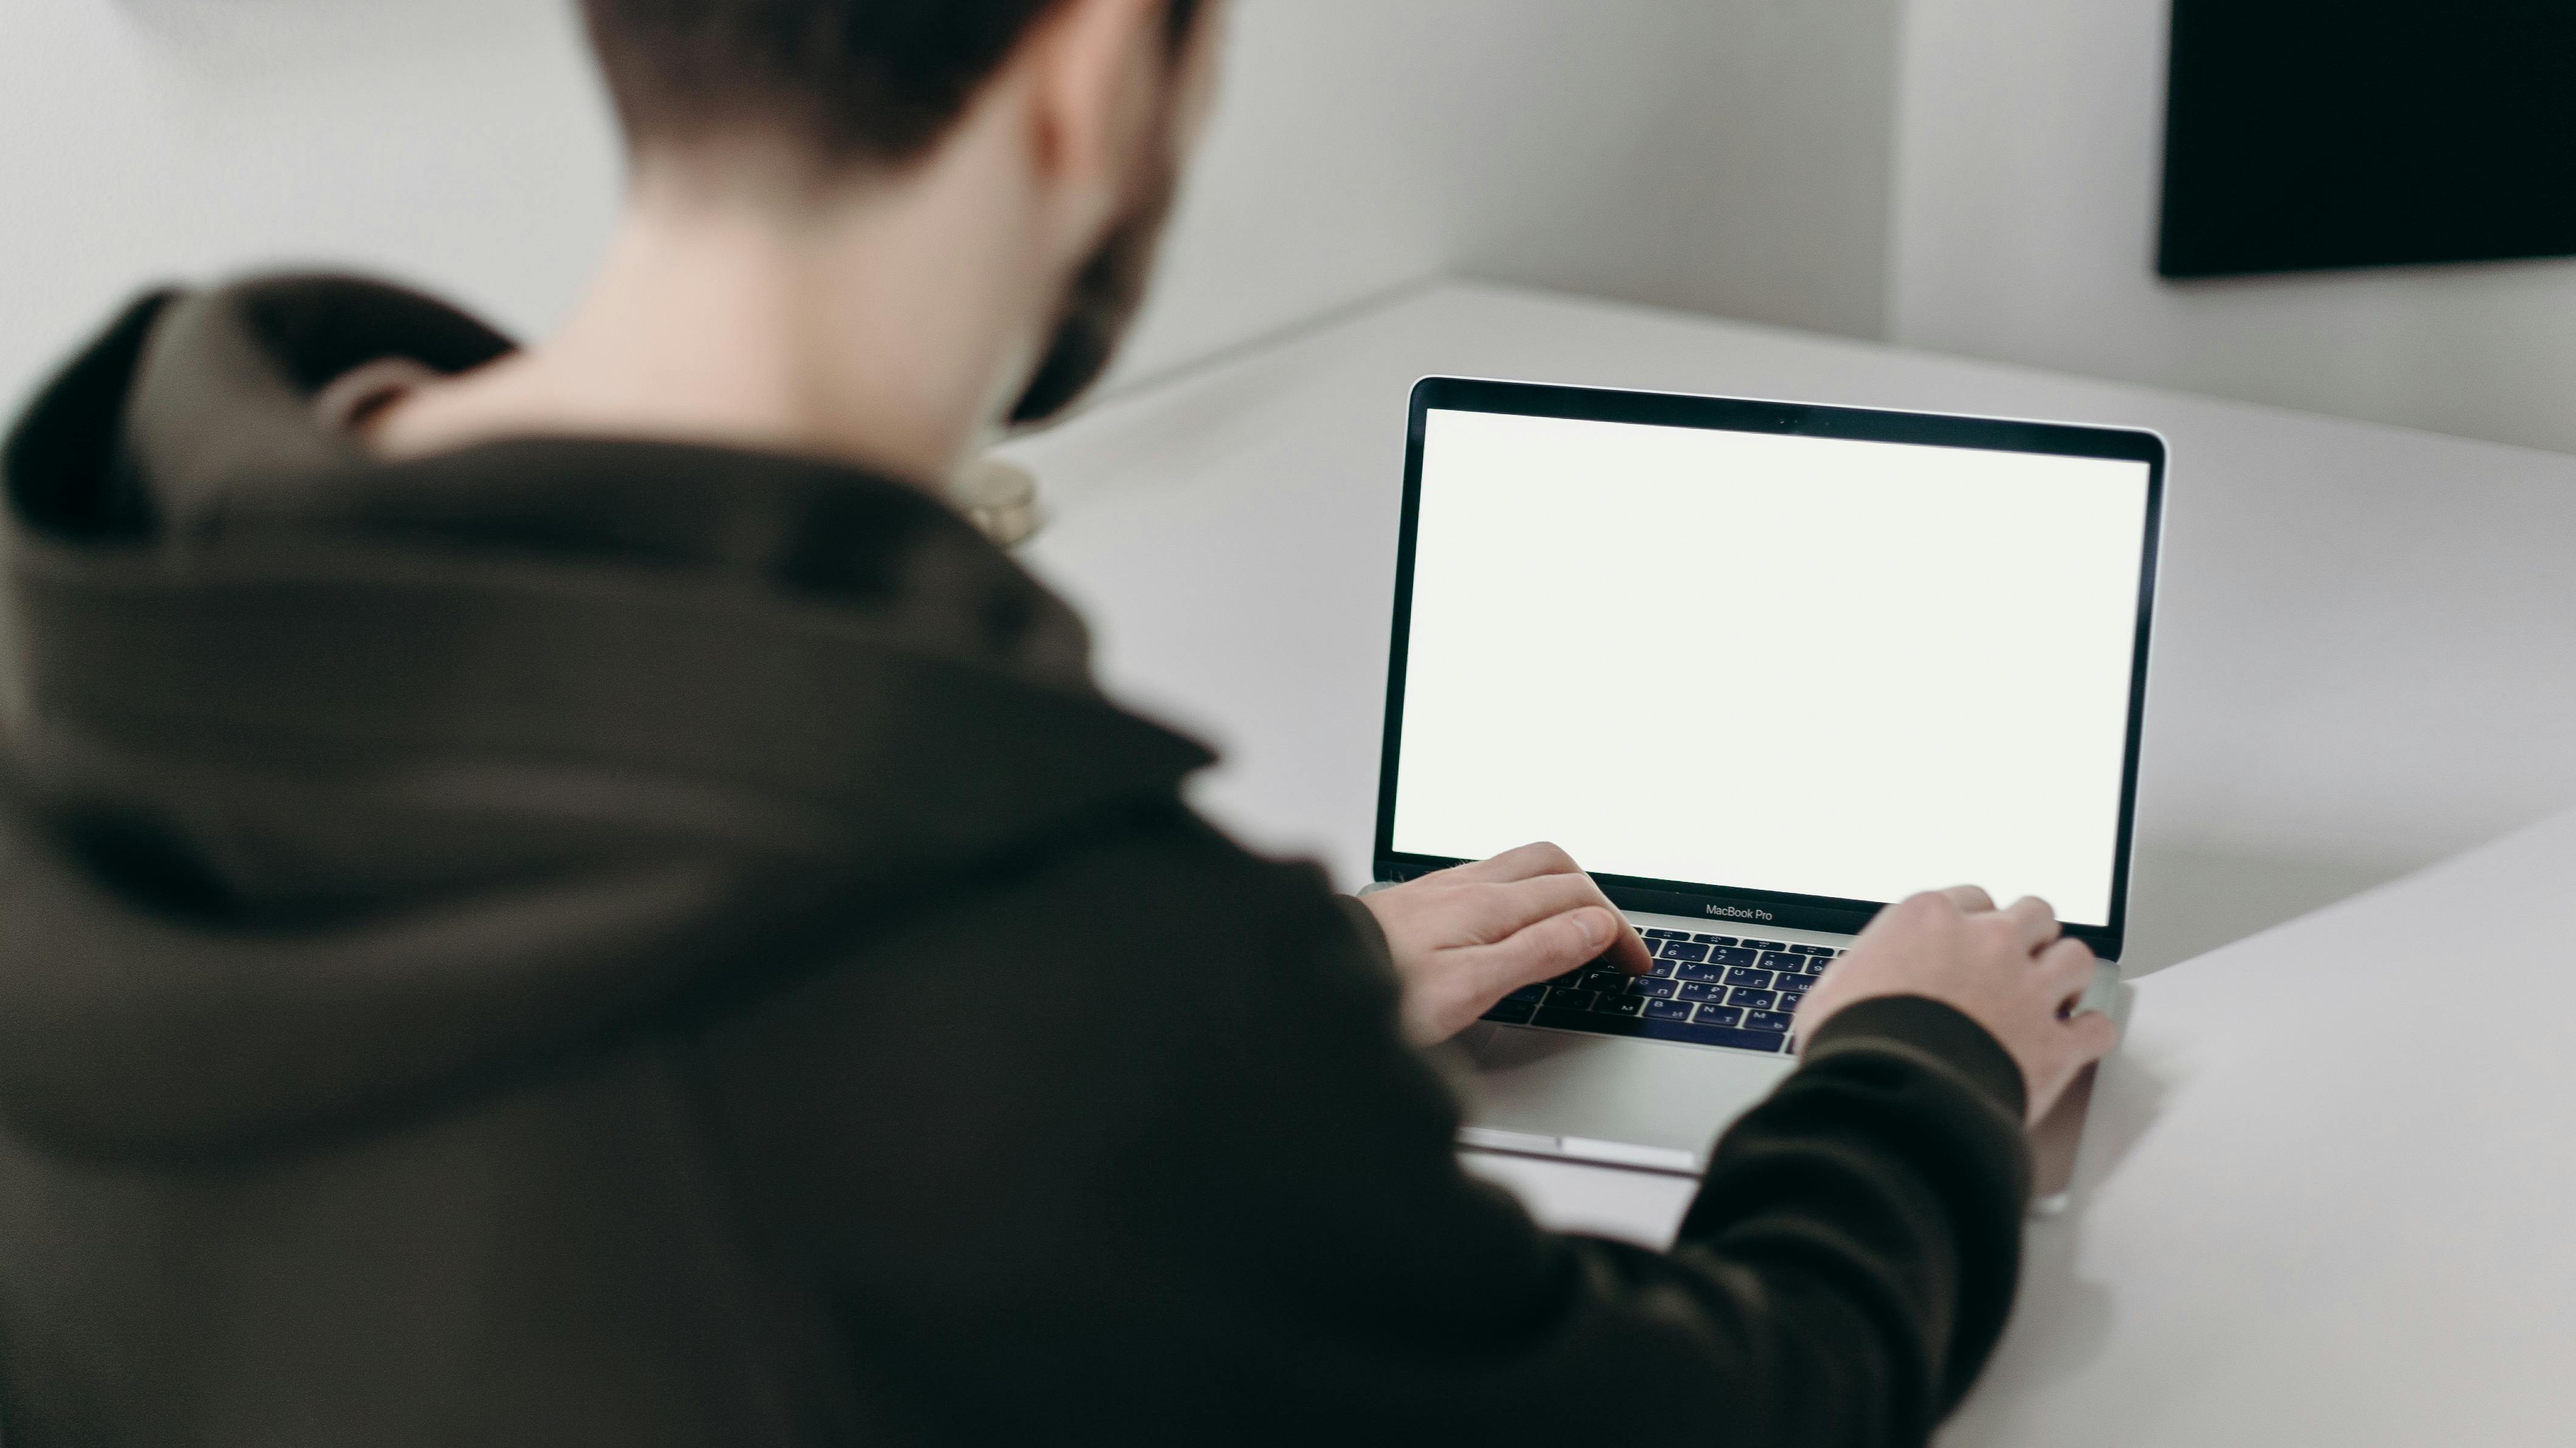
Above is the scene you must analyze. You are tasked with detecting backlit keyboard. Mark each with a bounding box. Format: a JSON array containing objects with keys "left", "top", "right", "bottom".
[{"left": 1475, "top": 926, "right": 1846, "bottom": 1054}]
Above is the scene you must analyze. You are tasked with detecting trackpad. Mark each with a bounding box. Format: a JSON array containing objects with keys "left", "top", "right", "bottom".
[{"left": 1450, "top": 1025, "right": 1798, "bottom": 1170}]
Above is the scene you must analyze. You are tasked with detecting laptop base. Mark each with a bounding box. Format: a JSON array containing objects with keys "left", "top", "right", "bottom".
[{"left": 1448, "top": 912, "right": 2129, "bottom": 1213}]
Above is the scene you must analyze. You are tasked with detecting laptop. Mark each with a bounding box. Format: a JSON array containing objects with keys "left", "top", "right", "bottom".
[{"left": 1373, "top": 377, "right": 2164, "bottom": 1201}]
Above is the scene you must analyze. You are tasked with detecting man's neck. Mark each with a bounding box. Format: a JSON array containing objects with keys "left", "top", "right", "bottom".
[{"left": 369, "top": 142, "right": 1053, "bottom": 487}]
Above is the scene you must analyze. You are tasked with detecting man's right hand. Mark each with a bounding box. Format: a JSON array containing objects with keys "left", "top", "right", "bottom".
[{"left": 1795, "top": 886, "right": 2117, "bottom": 1125}]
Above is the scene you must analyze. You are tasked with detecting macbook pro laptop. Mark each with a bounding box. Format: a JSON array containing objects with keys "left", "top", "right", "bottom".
[{"left": 1374, "top": 378, "right": 2164, "bottom": 1200}]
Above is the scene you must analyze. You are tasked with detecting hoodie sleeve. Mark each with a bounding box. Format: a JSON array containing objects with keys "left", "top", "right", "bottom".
[
  {"left": 699, "top": 810, "right": 2030, "bottom": 1447},
  {"left": 1188, "top": 852, "right": 2032, "bottom": 1447},
  {"left": 1331, "top": 891, "right": 1395, "bottom": 968}
]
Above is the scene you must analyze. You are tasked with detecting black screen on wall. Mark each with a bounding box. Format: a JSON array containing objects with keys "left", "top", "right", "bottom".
[{"left": 2159, "top": 1, "right": 2576, "bottom": 279}]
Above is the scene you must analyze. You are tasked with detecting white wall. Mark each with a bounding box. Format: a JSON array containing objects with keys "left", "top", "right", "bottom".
[
  {"left": 1, "top": 0, "right": 1902, "bottom": 418},
  {"left": 1891, "top": 0, "right": 2576, "bottom": 456},
  {"left": 1133, "top": 0, "right": 1901, "bottom": 387},
  {"left": 22, "top": 1, "right": 2573, "bottom": 459},
  {"left": 1, "top": 0, "right": 623, "bottom": 418}
]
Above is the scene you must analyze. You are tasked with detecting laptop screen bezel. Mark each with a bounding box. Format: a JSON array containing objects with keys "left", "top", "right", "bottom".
[{"left": 1374, "top": 376, "right": 2168, "bottom": 959}]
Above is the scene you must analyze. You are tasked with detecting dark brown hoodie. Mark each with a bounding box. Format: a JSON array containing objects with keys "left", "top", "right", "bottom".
[{"left": 0, "top": 276, "right": 2030, "bottom": 1446}]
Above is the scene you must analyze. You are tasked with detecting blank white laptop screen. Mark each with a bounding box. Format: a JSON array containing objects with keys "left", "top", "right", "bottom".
[{"left": 1390, "top": 407, "right": 2155, "bottom": 929}]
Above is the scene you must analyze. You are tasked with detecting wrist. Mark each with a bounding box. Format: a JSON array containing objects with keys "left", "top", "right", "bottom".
[{"left": 1334, "top": 893, "right": 1395, "bottom": 971}]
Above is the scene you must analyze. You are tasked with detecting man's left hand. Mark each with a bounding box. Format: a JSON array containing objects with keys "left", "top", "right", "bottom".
[{"left": 1362, "top": 842, "right": 1654, "bottom": 1047}]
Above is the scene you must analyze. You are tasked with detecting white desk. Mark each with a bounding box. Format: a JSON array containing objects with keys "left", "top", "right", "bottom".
[
  {"left": 1942, "top": 811, "right": 2576, "bottom": 1446},
  {"left": 1006, "top": 282, "right": 2576, "bottom": 1441}
]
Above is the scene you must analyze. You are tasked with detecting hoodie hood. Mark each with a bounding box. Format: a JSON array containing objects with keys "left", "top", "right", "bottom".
[{"left": 0, "top": 276, "right": 1212, "bottom": 1163}]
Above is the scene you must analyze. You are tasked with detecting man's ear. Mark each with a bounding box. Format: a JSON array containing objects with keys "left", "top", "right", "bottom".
[{"left": 1016, "top": 0, "right": 1172, "bottom": 222}]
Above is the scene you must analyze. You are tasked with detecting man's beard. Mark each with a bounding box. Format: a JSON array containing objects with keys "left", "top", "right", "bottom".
[{"left": 1006, "top": 166, "right": 1180, "bottom": 428}]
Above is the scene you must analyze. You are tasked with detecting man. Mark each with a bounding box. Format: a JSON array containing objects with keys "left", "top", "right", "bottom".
[{"left": 0, "top": 1, "right": 2115, "bottom": 1443}]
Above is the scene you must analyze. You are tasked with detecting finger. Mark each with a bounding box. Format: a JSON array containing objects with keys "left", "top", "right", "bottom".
[
  {"left": 1861, "top": 889, "right": 1960, "bottom": 944},
  {"left": 1603, "top": 917, "right": 1657, "bottom": 974},
  {"left": 1448, "top": 841, "right": 1582, "bottom": 884},
  {"left": 1471, "top": 876, "right": 1652, "bottom": 973},
  {"left": 2067, "top": 1009, "right": 2119, "bottom": 1063},
  {"left": 1458, "top": 907, "right": 1624, "bottom": 996},
  {"left": 2038, "top": 937, "right": 2100, "bottom": 1009},
  {"left": 1453, "top": 855, "right": 1648, "bottom": 968},
  {"left": 2041, "top": 935, "right": 2098, "bottom": 975},
  {"left": 2001, "top": 896, "right": 2061, "bottom": 954},
  {"left": 1467, "top": 873, "right": 1619, "bottom": 940},
  {"left": 1941, "top": 884, "right": 1998, "bottom": 915}
]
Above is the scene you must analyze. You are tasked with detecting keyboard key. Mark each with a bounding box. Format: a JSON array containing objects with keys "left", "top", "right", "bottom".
[
  {"left": 1506, "top": 983, "right": 1547, "bottom": 1003},
  {"left": 1727, "top": 988, "right": 1778, "bottom": 1009},
  {"left": 1582, "top": 971, "right": 1632, "bottom": 994},
  {"left": 1645, "top": 929, "right": 1689, "bottom": 940},
  {"left": 1759, "top": 952, "right": 1807, "bottom": 972},
  {"left": 1674, "top": 963, "right": 1724, "bottom": 983},
  {"left": 1644, "top": 958, "right": 1677, "bottom": 978},
  {"left": 1657, "top": 941, "right": 1710, "bottom": 963},
  {"left": 1706, "top": 947, "right": 1758, "bottom": 968},
  {"left": 1773, "top": 973, "right": 1813, "bottom": 994},
  {"left": 1773, "top": 992, "right": 1803, "bottom": 1013},
  {"left": 1792, "top": 944, "right": 1833, "bottom": 955},
  {"left": 1724, "top": 966, "right": 1774, "bottom": 988},
  {"left": 1693, "top": 1004, "right": 1744, "bottom": 1028},
  {"left": 1593, "top": 994, "right": 1645, "bottom": 1017},
  {"left": 1745, "top": 1010, "right": 1795, "bottom": 1033},
  {"left": 1741, "top": 939, "right": 1787, "bottom": 951},
  {"left": 1525, "top": 1005, "right": 1786, "bottom": 1054},
  {"left": 1691, "top": 934, "right": 1740, "bottom": 946},
  {"left": 1628, "top": 977, "right": 1678, "bottom": 999},
  {"left": 1687, "top": 1023, "right": 1787, "bottom": 1052},
  {"left": 1545, "top": 988, "right": 1595, "bottom": 1011},
  {"left": 1644, "top": 999, "right": 1696, "bottom": 1022},
  {"left": 1678, "top": 982, "right": 1728, "bottom": 1003},
  {"left": 1482, "top": 1000, "right": 1536, "bottom": 1024}
]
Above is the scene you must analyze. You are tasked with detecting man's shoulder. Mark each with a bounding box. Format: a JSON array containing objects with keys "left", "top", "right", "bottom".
[
  {"left": 700, "top": 801, "right": 1385, "bottom": 1077},
  {"left": 914, "top": 801, "right": 1386, "bottom": 1012},
  {"left": 993, "top": 804, "right": 1345, "bottom": 932},
  {"left": 681, "top": 802, "right": 1411, "bottom": 1262}
]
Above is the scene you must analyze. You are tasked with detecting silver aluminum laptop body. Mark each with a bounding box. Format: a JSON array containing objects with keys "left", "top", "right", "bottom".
[
  {"left": 1374, "top": 378, "right": 2165, "bottom": 1201},
  {"left": 1440, "top": 914, "right": 2129, "bottom": 1194}
]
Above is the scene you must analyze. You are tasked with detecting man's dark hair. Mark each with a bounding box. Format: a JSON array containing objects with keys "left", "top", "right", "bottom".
[{"left": 580, "top": 0, "right": 1207, "bottom": 165}]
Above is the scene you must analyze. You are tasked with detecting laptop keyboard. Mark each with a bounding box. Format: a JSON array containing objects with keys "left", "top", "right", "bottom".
[{"left": 1476, "top": 927, "right": 1845, "bottom": 1055}]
